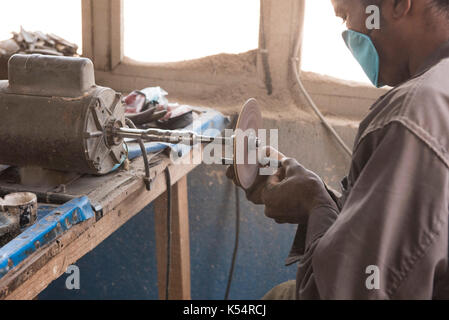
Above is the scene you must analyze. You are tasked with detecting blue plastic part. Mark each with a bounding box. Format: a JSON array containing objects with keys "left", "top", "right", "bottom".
[
  {"left": 127, "top": 107, "right": 229, "bottom": 160},
  {"left": 109, "top": 144, "right": 128, "bottom": 173},
  {"left": 0, "top": 196, "right": 95, "bottom": 278}
]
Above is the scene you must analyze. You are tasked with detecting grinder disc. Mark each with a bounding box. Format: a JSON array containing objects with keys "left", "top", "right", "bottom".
[{"left": 233, "top": 98, "right": 262, "bottom": 190}]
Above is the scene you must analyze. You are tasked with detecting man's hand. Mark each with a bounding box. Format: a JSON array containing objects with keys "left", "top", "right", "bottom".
[
  {"left": 225, "top": 147, "right": 336, "bottom": 224},
  {"left": 226, "top": 165, "right": 268, "bottom": 204},
  {"left": 262, "top": 158, "right": 337, "bottom": 224},
  {"left": 225, "top": 146, "right": 284, "bottom": 204}
]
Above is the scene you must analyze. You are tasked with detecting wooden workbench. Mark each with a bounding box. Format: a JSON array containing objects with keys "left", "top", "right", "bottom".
[{"left": 0, "top": 151, "right": 197, "bottom": 300}]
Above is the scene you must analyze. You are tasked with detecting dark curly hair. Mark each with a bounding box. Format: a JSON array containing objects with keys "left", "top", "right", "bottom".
[
  {"left": 431, "top": 0, "right": 449, "bottom": 16},
  {"left": 433, "top": 0, "right": 449, "bottom": 8}
]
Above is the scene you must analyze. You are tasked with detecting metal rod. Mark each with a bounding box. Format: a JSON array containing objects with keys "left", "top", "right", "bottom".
[
  {"left": 114, "top": 127, "right": 268, "bottom": 167},
  {"left": 115, "top": 127, "right": 234, "bottom": 145}
]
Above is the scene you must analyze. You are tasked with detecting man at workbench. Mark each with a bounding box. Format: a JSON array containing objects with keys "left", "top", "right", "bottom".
[{"left": 228, "top": 0, "right": 449, "bottom": 299}]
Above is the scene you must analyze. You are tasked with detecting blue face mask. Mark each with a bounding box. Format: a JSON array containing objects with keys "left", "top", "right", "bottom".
[{"left": 342, "top": 29, "right": 383, "bottom": 88}]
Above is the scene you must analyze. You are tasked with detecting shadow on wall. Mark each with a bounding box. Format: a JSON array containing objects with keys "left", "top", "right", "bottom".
[{"left": 39, "top": 164, "right": 297, "bottom": 300}]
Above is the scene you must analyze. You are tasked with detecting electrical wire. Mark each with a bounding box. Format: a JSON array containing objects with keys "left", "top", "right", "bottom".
[
  {"left": 164, "top": 167, "right": 172, "bottom": 300},
  {"left": 290, "top": 11, "right": 353, "bottom": 158},
  {"left": 126, "top": 118, "right": 170, "bottom": 297},
  {"left": 225, "top": 184, "right": 240, "bottom": 300},
  {"left": 291, "top": 58, "right": 353, "bottom": 157}
]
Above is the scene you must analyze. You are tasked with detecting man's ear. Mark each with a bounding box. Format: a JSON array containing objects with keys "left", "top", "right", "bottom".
[{"left": 389, "top": 0, "right": 412, "bottom": 19}]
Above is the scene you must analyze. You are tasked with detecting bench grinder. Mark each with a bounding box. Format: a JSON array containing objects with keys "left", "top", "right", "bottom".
[
  {"left": 0, "top": 54, "right": 127, "bottom": 175},
  {"left": 0, "top": 54, "right": 273, "bottom": 192}
]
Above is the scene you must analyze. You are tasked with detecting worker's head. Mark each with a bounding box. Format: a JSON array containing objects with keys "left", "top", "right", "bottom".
[{"left": 331, "top": 0, "right": 449, "bottom": 87}]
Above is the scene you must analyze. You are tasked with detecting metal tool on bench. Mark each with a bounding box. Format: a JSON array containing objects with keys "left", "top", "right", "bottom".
[
  {"left": 0, "top": 54, "right": 277, "bottom": 193},
  {"left": 0, "top": 192, "right": 38, "bottom": 246}
]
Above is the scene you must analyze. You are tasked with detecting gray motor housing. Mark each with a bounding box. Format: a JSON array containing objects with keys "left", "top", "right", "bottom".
[{"left": 0, "top": 54, "right": 126, "bottom": 175}]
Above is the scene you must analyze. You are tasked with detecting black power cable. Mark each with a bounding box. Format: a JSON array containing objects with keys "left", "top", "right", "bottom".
[
  {"left": 124, "top": 118, "right": 151, "bottom": 190},
  {"left": 225, "top": 184, "right": 240, "bottom": 300},
  {"left": 164, "top": 167, "right": 172, "bottom": 300}
]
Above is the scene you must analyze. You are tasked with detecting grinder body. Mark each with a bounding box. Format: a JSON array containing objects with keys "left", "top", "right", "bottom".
[{"left": 0, "top": 54, "right": 126, "bottom": 175}]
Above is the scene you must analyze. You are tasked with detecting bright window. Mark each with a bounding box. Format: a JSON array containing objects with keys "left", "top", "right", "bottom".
[
  {"left": 124, "top": 0, "right": 260, "bottom": 63},
  {"left": 0, "top": 0, "right": 82, "bottom": 53},
  {"left": 301, "top": 0, "right": 370, "bottom": 84}
]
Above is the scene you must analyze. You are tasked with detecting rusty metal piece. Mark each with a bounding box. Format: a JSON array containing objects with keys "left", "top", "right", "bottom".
[
  {"left": 1, "top": 28, "right": 79, "bottom": 79},
  {"left": 47, "top": 33, "right": 78, "bottom": 55},
  {"left": 8, "top": 27, "right": 79, "bottom": 56},
  {"left": 1, "top": 192, "right": 37, "bottom": 228},
  {"left": 20, "top": 27, "right": 37, "bottom": 44},
  {"left": 0, "top": 191, "right": 38, "bottom": 247}
]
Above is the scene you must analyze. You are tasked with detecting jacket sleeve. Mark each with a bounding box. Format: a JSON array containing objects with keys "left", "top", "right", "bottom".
[{"left": 295, "top": 122, "right": 449, "bottom": 299}]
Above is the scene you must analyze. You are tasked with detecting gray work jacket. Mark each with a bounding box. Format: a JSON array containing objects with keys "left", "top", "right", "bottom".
[{"left": 288, "top": 40, "right": 449, "bottom": 299}]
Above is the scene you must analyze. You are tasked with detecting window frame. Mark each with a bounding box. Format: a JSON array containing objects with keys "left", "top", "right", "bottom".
[
  {"left": 81, "top": 0, "right": 385, "bottom": 121},
  {"left": 81, "top": 0, "right": 301, "bottom": 90}
]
